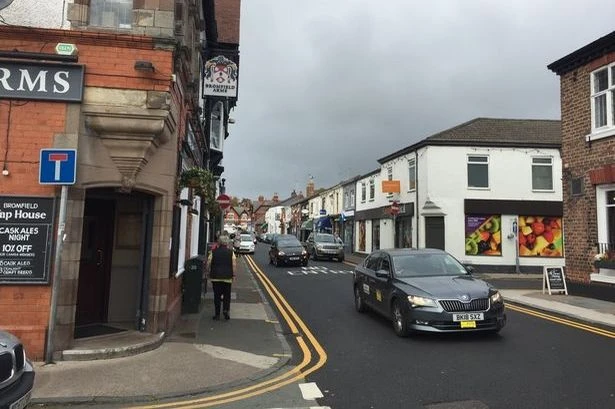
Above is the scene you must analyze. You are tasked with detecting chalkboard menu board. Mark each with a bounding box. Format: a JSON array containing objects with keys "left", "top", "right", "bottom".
[
  {"left": 0, "top": 196, "right": 55, "bottom": 284},
  {"left": 543, "top": 266, "right": 568, "bottom": 295}
]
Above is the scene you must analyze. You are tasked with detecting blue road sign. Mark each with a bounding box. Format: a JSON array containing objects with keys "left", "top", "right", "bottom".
[
  {"left": 319, "top": 209, "right": 326, "bottom": 215},
  {"left": 39, "top": 149, "right": 77, "bottom": 185}
]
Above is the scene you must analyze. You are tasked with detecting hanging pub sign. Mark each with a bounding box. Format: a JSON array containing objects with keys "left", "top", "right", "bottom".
[
  {"left": 542, "top": 265, "right": 568, "bottom": 295},
  {"left": 0, "top": 59, "right": 84, "bottom": 102},
  {"left": 203, "top": 55, "right": 238, "bottom": 98},
  {"left": 0, "top": 196, "right": 55, "bottom": 284}
]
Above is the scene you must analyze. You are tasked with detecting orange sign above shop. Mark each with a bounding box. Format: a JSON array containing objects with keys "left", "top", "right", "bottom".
[{"left": 381, "top": 180, "right": 400, "bottom": 193}]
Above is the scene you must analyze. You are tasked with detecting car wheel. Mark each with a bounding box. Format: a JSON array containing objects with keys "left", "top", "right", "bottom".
[
  {"left": 339, "top": 255, "right": 345, "bottom": 262},
  {"left": 302, "top": 260, "right": 308, "bottom": 267},
  {"left": 354, "top": 285, "right": 367, "bottom": 313},
  {"left": 269, "top": 255, "right": 273, "bottom": 264},
  {"left": 392, "top": 300, "right": 411, "bottom": 337},
  {"left": 311, "top": 250, "right": 318, "bottom": 261}
]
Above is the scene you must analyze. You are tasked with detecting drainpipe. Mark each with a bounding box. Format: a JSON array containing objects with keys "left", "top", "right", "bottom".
[{"left": 415, "top": 150, "right": 419, "bottom": 249}]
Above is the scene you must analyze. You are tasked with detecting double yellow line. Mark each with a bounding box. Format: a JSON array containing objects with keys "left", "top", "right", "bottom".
[
  {"left": 128, "top": 255, "right": 327, "bottom": 409},
  {"left": 506, "top": 303, "right": 615, "bottom": 338}
]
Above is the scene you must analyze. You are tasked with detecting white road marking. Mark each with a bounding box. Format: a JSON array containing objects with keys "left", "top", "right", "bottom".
[
  {"left": 299, "top": 382, "right": 324, "bottom": 400},
  {"left": 286, "top": 266, "right": 352, "bottom": 276},
  {"left": 194, "top": 344, "right": 279, "bottom": 369}
]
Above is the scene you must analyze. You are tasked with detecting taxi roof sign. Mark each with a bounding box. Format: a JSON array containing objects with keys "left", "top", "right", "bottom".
[{"left": 55, "top": 43, "right": 78, "bottom": 56}]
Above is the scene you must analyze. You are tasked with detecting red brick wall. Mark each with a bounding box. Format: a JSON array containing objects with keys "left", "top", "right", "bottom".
[
  {"left": 559, "top": 61, "right": 615, "bottom": 284},
  {"left": 0, "top": 28, "right": 174, "bottom": 359},
  {"left": 215, "top": 0, "right": 241, "bottom": 44}
]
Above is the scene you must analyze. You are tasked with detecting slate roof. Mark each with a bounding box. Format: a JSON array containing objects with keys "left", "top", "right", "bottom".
[{"left": 378, "top": 118, "right": 561, "bottom": 164}]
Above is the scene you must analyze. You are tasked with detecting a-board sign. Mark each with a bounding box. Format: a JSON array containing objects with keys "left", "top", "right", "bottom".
[
  {"left": 0, "top": 196, "right": 55, "bottom": 284},
  {"left": 542, "top": 266, "right": 568, "bottom": 295}
]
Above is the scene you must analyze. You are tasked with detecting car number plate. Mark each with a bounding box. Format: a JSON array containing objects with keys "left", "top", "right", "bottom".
[
  {"left": 453, "top": 313, "right": 484, "bottom": 322},
  {"left": 460, "top": 321, "right": 476, "bottom": 328},
  {"left": 10, "top": 390, "right": 32, "bottom": 409},
  {"left": 289, "top": 257, "right": 300, "bottom": 260}
]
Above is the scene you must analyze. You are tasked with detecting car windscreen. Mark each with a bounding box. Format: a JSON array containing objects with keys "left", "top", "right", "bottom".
[
  {"left": 240, "top": 234, "right": 252, "bottom": 241},
  {"left": 392, "top": 253, "right": 468, "bottom": 277},
  {"left": 278, "top": 239, "right": 302, "bottom": 247},
  {"left": 315, "top": 234, "right": 335, "bottom": 243}
]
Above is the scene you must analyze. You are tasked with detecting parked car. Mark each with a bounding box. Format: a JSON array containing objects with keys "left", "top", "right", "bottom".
[
  {"left": 0, "top": 330, "right": 35, "bottom": 409},
  {"left": 352, "top": 248, "right": 506, "bottom": 337},
  {"left": 264, "top": 233, "right": 274, "bottom": 244},
  {"left": 233, "top": 233, "right": 255, "bottom": 254},
  {"left": 269, "top": 236, "right": 309, "bottom": 267},
  {"left": 305, "top": 233, "right": 345, "bottom": 261}
]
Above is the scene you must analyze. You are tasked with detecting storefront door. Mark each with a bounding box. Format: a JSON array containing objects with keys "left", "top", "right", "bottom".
[{"left": 76, "top": 198, "right": 115, "bottom": 325}]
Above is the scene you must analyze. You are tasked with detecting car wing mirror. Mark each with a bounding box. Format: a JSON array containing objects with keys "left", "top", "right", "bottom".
[
  {"left": 464, "top": 265, "right": 475, "bottom": 274},
  {"left": 375, "top": 269, "right": 389, "bottom": 278}
]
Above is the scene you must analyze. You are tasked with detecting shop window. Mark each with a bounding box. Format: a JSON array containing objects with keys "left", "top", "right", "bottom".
[{"left": 90, "top": 0, "right": 133, "bottom": 29}]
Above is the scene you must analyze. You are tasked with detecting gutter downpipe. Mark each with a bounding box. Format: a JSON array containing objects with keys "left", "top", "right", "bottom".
[{"left": 415, "top": 150, "right": 419, "bottom": 249}]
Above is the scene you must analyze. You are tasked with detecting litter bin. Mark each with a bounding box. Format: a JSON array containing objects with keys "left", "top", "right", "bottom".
[{"left": 182, "top": 255, "right": 207, "bottom": 314}]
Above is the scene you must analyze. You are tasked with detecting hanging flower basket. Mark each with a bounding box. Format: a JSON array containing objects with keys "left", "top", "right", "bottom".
[{"left": 178, "top": 167, "right": 219, "bottom": 216}]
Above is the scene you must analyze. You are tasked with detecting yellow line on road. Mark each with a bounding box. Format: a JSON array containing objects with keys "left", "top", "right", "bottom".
[
  {"left": 127, "top": 255, "right": 327, "bottom": 408},
  {"left": 506, "top": 303, "right": 615, "bottom": 338}
]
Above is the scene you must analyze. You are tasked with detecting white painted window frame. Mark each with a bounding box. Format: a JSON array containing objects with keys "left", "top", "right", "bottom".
[
  {"left": 531, "top": 156, "right": 554, "bottom": 192},
  {"left": 369, "top": 178, "right": 375, "bottom": 201},
  {"left": 361, "top": 182, "right": 366, "bottom": 203},
  {"left": 467, "top": 154, "right": 490, "bottom": 190},
  {"left": 588, "top": 63, "right": 615, "bottom": 142},
  {"left": 408, "top": 158, "right": 416, "bottom": 192}
]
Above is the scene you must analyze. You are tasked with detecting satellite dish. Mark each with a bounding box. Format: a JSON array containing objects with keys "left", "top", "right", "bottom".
[{"left": 0, "top": 0, "right": 15, "bottom": 11}]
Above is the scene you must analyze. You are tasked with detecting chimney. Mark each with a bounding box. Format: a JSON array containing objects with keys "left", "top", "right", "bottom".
[
  {"left": 258, "top": 195, "right": 264, "bottom": 202},
  {"left": 306, "top": 177, "right": 315, "bottom": 197},
  {"left": 291, "top": 189, "right": 297, "bottom": 198},
  {"left": 272, "top": 192, "right": 279, "bottom": 203}
]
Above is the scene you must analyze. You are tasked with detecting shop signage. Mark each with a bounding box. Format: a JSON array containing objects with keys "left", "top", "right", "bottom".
[
  {"left": 0, "top": 59, "right": 84, "bottom": 102},
  {"left": 55, "top": 43, "right": 78, "bottom": 56},
  {"left": 381, "top": 180, "right": 400, "bottom": 193},
  {"left": 0, "top": 196, "right": 55, "bottom": 284},
  {"left": 203, "top": 55, "right": 238, "bottom": 98},
  {"left": 543, "top": 266, "right": 568, "bottom": 295}
]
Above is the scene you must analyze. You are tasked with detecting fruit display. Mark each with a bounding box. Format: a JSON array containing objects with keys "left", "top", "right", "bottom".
[
  {"left": 465, "top": 215, "right": 501, "bottom": 256},
  {"left": 518, "top": 216, "right": 563, "bottom": 257}
]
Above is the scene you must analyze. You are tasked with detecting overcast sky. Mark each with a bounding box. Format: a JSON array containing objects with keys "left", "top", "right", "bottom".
[{"left": 221, "top": 0, "right": 615, "bottom": 201}]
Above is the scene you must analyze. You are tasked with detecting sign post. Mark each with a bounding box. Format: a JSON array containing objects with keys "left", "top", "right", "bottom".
[
  {"left": 41, "top": 149, "right": 77, "bottom": 364},
  {"left": 542, "top": 266, "right": 568, "bottom": 295}
]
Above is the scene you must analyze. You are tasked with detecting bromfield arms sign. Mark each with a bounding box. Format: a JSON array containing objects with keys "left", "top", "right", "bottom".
[
  {"left": 203, "top": 55, "right": 238, "bottom": 98},
  {"left": 0, "top": 59, "right": 84, "bottom": 102}
]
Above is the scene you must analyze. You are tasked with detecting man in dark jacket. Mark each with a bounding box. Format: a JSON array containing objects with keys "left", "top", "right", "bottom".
[{"left": 207, "top": 234, "right": 236, "bottom": 320}]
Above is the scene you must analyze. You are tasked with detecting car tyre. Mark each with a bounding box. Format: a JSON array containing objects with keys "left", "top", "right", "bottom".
[
  {"left": 392, "top": 300, "right": 411, "bottom": 337},
  {"left": 354, "top": 285, "right": 367, "bottom": 313},
  {"left": 338, "top": 255, "right": 345, "bottom": 262},
  {"left": 311, "top": 250, "right": 318, "bottom": 261},
  {"left": 302, "top": 260, "right": 308, "bottom": 267}
]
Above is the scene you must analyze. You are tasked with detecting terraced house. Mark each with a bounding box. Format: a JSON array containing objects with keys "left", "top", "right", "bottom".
[
  {"left": 548, "top": 30, "right": 615, "bottom": 296},
  {"left": 0, "top": 0, "right": 240, "bottom": 359}
]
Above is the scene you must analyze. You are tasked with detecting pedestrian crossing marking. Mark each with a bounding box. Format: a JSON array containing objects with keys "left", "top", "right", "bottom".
[{"left": 286, "top": 266, "right": 353, "bottom": 276}]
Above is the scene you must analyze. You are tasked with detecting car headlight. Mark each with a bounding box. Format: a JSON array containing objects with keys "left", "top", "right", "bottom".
[
  {"left": 278, "top": 251, "right": 285, "bottom": 256},
  {"left": 490, "top": 291, "right": 503, "bottom": 304},
  {"left": 316, "top": 244, "right": 323, "bottom": 250},
  {"left": 302, "top": 249, "right": 307, "bottom": 255},
  {"left": 407, "top": 295, "right": 437, "bottom": 308}
]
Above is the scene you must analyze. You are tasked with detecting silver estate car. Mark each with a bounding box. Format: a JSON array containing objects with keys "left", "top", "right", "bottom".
[
  {"left": 353, "top": 248, "right": 506, "bottom": 336},
  {"left": 0, "top": 330, "right": 35, "bottom": 409}
]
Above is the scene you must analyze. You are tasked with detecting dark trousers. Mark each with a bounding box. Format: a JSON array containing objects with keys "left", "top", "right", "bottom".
[{"left": 212, "top": 281, "right": 232, "bottom": 316}]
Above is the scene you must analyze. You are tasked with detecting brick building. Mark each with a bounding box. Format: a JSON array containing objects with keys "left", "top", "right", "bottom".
[
  {"left": 548, "top": 30, "right": 615, "bottom": 297},
  {"left": 0, "top": 0, "right": 240, "bottom": 359}
]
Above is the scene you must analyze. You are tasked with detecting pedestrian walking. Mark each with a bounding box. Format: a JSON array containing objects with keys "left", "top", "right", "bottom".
[{"left": 207, "top": 234, "right": 236, "bottom": 320}]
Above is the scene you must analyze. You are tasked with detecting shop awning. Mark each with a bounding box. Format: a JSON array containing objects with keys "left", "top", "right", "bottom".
[{"left": 301, "top": 219, "right": 313, "bottom": 230}]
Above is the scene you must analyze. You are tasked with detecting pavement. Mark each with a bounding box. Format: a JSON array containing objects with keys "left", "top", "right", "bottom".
[{"left": 29, "top": 251, "right": 615, "bottom": 406}]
